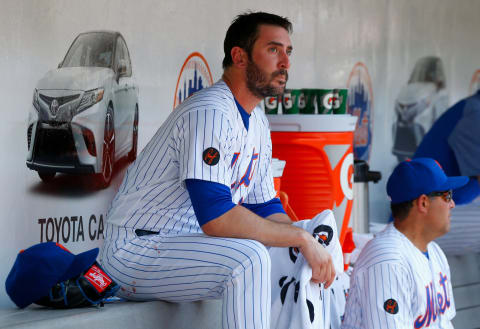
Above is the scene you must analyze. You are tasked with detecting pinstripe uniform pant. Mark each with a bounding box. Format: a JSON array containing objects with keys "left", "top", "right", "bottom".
[{"left": 100, "top": 223, "right": 271, "bottom": 329}]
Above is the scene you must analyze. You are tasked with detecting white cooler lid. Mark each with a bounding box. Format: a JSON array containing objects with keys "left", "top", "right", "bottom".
[{"left": 267, "top": 114, "right": 357, "bottom": 132}]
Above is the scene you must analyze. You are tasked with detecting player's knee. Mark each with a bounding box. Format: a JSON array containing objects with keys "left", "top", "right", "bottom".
[{"left": 247, "top": 240, "right": 271, "bottom": 275}]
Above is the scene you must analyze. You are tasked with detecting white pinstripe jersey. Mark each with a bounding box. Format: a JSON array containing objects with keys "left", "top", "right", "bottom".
[
  {"left": 106, "top": 80, "right": 276, "bottom": 234},
  {"left": 342, "top": 224, "right": 455, "bottom": 329}
]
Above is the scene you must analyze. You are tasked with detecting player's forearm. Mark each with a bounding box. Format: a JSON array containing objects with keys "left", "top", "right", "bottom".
[
  {"left": 266, "top": 212, "right": 293, "bottom": 224},
  {"left": 202, "top": 205, "right": 336, "bottom": 287},
  {"left": 201, "top": 205, "right": 310, "bottom": 248}
]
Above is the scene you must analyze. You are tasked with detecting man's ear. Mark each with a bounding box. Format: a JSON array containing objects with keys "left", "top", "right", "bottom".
[
  {"left": 416, "top": 195, "right": 430, "bottom": 214},
  {"left": 230, "top": 46, "right": 247, "bottom": 68}
]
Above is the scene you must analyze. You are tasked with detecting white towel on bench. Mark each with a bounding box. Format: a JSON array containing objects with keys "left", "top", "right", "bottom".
[{"left": 269, "top": 210, "right": 344, "bottom": 329}]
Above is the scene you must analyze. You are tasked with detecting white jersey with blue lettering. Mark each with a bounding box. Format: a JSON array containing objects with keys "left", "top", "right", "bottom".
[
  {"left": 342, "top": 223, "right": 455, "bottom": 329},
  {"left": 106, "top": 79, "right": 276, "bottom": 234},
  {"left": 100, "top": 80, "right": 277, "bottom": 329}
]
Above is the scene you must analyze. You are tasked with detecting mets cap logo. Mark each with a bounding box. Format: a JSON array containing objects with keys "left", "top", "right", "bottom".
[
  {"left": 346, "top": 62, "right": 374, "bottom": 162},
  {"left": 173, "top": 52, "right": 213, "bottom": 109},
  {"left": 434, "top": 159, "right": 443, "bottom": 170}
]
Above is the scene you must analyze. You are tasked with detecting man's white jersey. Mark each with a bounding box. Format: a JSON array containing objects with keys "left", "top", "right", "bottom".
[
  {"left": 342, "top": 223, "right": 455, "bottom": 329},
  {"left": 106, "top": 80, "right": 276, "bottom": 234}
]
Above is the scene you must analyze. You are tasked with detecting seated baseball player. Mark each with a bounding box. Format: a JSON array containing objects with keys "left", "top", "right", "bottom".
[
  {"left": 342, "top": 158, "right": 468, "bottom": 329},
  {"left": 413, "top": 90, "right": 480, "bottom": 255},
  {"left": 100, "top": 12, "right": 342, "bottom": 329}
]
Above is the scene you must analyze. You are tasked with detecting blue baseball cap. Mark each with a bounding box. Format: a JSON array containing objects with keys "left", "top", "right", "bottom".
[
  {"left": 387, "top": 158, "right": 469, "bottom": 204},
  {"left": 5, "top": 242, "right": 99, "bottom": 308}
]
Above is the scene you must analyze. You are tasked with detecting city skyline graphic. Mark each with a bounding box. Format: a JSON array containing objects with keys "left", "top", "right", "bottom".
[
  {"left": 178, "top": 63, "right": 205, "bottom": 104},
  {"left": 347, "top": 63, "right": 373, "bottom": 162}
]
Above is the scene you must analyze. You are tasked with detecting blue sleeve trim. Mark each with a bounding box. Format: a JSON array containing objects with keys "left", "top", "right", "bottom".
[
  {"left": 242, "top": 198, "right": 286, "bottom": 218},
  {"left": 185, "top": 179, "right": 236, "bottom": 226}
]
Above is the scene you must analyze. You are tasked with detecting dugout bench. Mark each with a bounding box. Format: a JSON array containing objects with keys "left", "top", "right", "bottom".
[{"left": 0, "top": 299, "right": 222, "bottom": 329}]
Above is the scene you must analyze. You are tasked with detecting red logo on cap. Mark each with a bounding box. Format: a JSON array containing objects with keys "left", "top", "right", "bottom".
[
  {"left": 434, "top": 160, "right": 443, "bottom": 169},
  {"left": 84, "top": 264, "right": 112, "bottom": 293},
  {"left": 56, "top": 243, "right": 71, "bottom": 253}
]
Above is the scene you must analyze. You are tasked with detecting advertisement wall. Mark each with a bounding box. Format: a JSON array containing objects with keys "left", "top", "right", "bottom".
[{"left": 1, "top": 0, "right": 479, "bottom": 307}]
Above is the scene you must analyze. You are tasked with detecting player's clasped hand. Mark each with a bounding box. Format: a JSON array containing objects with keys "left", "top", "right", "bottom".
[{"left": 299, "top": 232, "right": 336, "bottom": 288}]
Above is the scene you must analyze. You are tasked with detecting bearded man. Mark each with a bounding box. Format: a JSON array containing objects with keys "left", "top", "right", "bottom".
[{"left": 101, "top": 12, "right": 340, "bottom": 329}]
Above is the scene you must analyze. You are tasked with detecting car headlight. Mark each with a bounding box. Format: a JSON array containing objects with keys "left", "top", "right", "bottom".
[
  {"left": 33, "top": 89, "right": 39, "bottom": 111},
  {"left": 76, "top": 88, "right": 104, "bottom": 114}
]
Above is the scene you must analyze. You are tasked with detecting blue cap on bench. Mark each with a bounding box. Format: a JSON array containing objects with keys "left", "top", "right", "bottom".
[
  {"left": 5, "top": 242, "right": 99, "bottom": 308},
  {"left": 387, "top": 157, "right": 469, "bottom": 204}
]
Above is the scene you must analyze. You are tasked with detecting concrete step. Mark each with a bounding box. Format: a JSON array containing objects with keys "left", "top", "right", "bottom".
[{"left": 0, "top": 299, "right": 222, "bottom": 329}]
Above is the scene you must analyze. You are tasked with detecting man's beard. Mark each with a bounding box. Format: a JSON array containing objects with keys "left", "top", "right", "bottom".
[{"left": 246, "top": 59, "right": 288, "bottom": 98}]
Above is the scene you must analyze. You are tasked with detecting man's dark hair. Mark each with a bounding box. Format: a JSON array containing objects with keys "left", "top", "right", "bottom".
[
  {"left": 222, "top": 12, "right": 292, "bottom": 69},
  {"left": 391, "top": 200, "right": 414, "bottom": 221}
]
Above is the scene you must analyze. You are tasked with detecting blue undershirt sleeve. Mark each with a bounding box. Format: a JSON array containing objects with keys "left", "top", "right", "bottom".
[
  {"left": 242, "top": 198, "right": 286, "bottom": 218},
  {"left": 185, "top": 179, "right": 236, "bottom": 226}
]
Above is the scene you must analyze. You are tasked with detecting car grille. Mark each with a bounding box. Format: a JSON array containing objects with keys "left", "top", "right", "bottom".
[
  {"left": 45, "top": 120, "right": 69, "bottom": 127},
  {"left": 27, "top": 124, "right": 33, "bottom": 149},
  {"left": 39, "top": 94, "right": 80, "bottom": 107},
  {"left": 33, "top": 127, "right": 77, "bottom": 166}
]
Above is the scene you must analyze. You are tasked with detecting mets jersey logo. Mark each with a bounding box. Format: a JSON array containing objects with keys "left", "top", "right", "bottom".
[
  {"left": 231, "top": 149, "right": 259, "bottom": 189},
  {"left": 414, "top": 272, "right": 451, "bottom": 328}
]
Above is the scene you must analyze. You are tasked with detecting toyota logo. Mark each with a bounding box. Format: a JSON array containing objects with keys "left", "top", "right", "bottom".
[{"left": 50, "top": 99, "right": 59, "bottom": 116}]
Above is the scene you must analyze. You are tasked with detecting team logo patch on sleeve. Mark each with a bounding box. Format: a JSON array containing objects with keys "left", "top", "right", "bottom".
[
  {"left": 203, "top": 147, "right": 220, "bottom": 166},
  {"left": 384, "top": 298, "right": 399, "bottom": 314}
]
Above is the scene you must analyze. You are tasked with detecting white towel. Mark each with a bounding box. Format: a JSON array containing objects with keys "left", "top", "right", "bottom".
[
  {"left": 269, "top": 210, "right": 344, "bottom": 329},
  {"left": 329, "top": 268, "right": 352, "bottom": 329}
]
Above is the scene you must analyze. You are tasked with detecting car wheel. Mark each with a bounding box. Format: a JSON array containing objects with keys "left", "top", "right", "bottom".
[
  {"left": 38, "top": 171, "right": 55, "bottom": 183},
  {"left": 96, "top": 105, "right": 115, "bottom": 188},
  {"left": 127, "top": 105, "right": 138, "bottom": 162}
]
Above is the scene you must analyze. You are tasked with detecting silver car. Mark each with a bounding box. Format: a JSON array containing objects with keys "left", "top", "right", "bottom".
[{"left": 27, "top": 31, "right": 139, "bottom": 188}]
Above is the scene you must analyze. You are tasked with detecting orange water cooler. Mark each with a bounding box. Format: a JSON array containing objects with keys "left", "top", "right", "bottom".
[{"left": 268, "top": 114, "right": 357, "bottom": 246}]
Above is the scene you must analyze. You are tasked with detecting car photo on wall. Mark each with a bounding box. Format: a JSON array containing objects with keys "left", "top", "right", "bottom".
[{"left": 26, "top": 31, "right": 139, "bottom": 188}]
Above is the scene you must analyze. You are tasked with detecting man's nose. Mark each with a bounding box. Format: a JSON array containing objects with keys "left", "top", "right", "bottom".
[
  {"left": 279, "top": 50, "right": 290, "bottom": 70},
  {"left": 450, "top": 199, "right": 455, "bottom": 208}
]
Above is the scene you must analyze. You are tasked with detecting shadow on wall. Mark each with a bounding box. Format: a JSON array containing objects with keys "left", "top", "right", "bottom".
[{"left": 27, "top": 157, "right": 130, "bottom": 198}]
